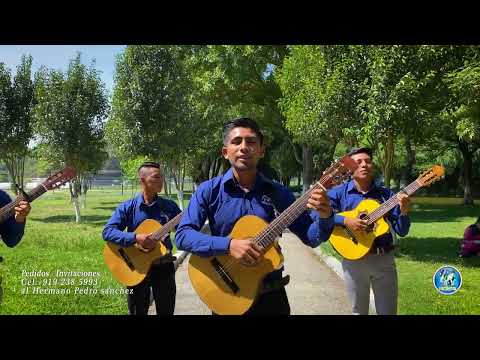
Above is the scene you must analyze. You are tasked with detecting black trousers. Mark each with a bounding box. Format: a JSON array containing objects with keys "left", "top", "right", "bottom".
[
  {"left": 213, "top": 286, "right": 291, "bottom": 316},
  {"left": 127, "top": 262, "right": 176, "bottom": 315}
]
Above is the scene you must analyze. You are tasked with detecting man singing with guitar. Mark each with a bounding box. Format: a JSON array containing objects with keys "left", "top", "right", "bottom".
[
  {"left": 175, "top": 117, "right": 334, "bottom": 315},
  {"left": 0, "top": 189, "right": 31, "bottom": 248},
  {"left": 323, "top": 147, "right": 411, "bottom": 315},
  {"left": 102, "top": 162, "right": 181, "bottom": 315}
]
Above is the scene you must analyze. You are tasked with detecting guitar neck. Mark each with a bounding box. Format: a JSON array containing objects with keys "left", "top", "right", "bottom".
[
  {"left": 366, "top": 180, "right": 421, "bottom": 225},
  {"left": 150, "top": 211, "right": 183, "bottom": 242},
  {"left": 253, "top": 181, "right": 327, "bottom": 249},
  {"left": 0, "top": 185, "right": 47, "bottom": 223}
]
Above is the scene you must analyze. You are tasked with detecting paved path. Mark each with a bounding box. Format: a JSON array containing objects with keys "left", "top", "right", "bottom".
[
  {"left": 149, "top": 232, "right": 351, "bottom": 315},
  {"left": 279, "top": 232, "right": 351, "bottom": 315}
]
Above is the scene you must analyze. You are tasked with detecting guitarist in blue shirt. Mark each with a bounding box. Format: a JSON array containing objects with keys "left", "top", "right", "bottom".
[
  {"left": 0, "top": 190, "right": 31, "bottom": 248},
  {"left": 322, "top": 147, "right": 411, "bottom": 315},
  {"left": 175, "top": 117, "right": 333, "bottom": 315},
  {"left": 103, "top": 162, "right": 181, "bottom": 315}
]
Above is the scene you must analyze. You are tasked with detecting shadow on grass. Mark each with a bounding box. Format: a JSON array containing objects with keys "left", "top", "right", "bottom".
[
  {"left": 410, "top": 204, "right": 480, "bottom": 223},
  {"left": 93, "top": 206, "right": 117, "bottom": 211},
  {"left": 396, "top": 236, "right": 480, "bottom": 268},
  {"left": 30, "top": 215, "right": 109, "bottom": 226}
]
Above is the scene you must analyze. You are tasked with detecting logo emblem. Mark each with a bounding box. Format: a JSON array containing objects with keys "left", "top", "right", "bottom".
[
  {"left": 261, "top": 195, "right": 273, "bottom": 207},
  {"left": 433, "top": 265, "right": 462, "bottom": 295}
]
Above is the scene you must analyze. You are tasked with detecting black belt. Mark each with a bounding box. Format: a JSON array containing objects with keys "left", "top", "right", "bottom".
[
  {"left": 369, "top": 244, "right": 395, "bottom": 255},
  {"left": 260, "top": 275, "right": 290, "bottom": 294}
]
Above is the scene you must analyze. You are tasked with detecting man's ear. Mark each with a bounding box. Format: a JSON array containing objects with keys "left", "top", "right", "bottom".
[
  {"left": 258, "top": 145, "right": 265, "bottom": 159},
  {"left": 222, "top": 146, "right": 228, "bottom": 159}
]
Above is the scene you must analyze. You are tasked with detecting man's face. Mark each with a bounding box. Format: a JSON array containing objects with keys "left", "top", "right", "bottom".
[
  {"left": 140, "top": 167, "right": 164, "bottom": 194},
  {"left": 222, "top": 127, "right": 265, "bottom": 172},
  {"left": 351, "top": 152, "right": 374, "bottom": 182}
]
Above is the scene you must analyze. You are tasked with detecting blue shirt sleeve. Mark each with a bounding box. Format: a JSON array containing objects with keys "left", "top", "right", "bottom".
[
  {"left": 102, "top": 202, "right": 136, "bottom": 247},
  {"left": 384, "top": 188, "right": 411, "bottom": 237},
  {"left": 279, "top": 188, "right": 333, "bottom": 247},
  {"left": 0, "top": 191, "right": 26, "bottom": 248},
  {"left": 175, "top": 182, "right": 231, "bottom": 257}
]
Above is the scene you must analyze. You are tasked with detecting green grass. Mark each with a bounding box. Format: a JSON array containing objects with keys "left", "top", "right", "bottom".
[
  {"left": 0, "top": 188, "right": 183, "bottom": 315},
  {"left": 319, "top": 197, "right": 480, "bottom": 315},
  {"left": 1, "top": 191, "right": 479, "bottom": 314}
]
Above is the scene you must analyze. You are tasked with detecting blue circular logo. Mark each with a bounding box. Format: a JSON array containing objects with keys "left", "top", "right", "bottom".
[{"left": 433, "top": 265, "right": 462, "bottom": 295}]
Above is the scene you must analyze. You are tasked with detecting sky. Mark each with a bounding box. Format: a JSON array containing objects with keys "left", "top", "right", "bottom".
[{"left": 0, "top": 45, "right": 126, "bottom": 96}]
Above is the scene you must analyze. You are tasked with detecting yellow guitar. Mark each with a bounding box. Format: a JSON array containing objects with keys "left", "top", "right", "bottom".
[
  {"left": 103, "top": 212, "right": 183, "bottom": 286},
  {"left": 188, "top": 155, "right": 358, "bottom": 315},
  {"left": 329, "top": 165, "right": 445, "bottom": 260}
]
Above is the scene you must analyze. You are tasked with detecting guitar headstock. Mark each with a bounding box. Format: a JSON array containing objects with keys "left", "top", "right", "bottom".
[
  {"left": 319, "top": 155, "right": 359, "bottom": 189},
  {"left": 43, "top": 166, "right": 77, "bottom": 190},
  {"left": 416, "top": 165, "right": 445, "bottom": 188}
]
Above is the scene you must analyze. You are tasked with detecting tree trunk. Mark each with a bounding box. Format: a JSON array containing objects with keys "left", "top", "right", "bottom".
[
  {"left": 81, "top": 178, "right": 88, "bottom": 209},
  {"left": 402, "top": 137, "right": 416, "bottom": 187},
  {"left": 458, "top": 139, "right": 474, "bottom": 205},
  {"left": 382, "top": 130, "right": 395, "bottom": 188},
  {"left": 302, "top": 145, "right": 313, "bottom": 194},
  {"left": 5, "top": 155, "right": 26, "bottom": 196},
  {"left": 73, "top": 196, "right": 81, "bottom": 223},
  {"left": 70, "top": 179, "right": 82, "bottom": 222}
]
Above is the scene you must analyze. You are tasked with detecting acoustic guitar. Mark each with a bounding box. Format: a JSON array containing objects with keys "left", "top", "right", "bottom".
[
  {"left": 188, "top": 155, "right": 358, "bottom": 315},
  {"left": 0, "top": 166, "right": 76, "bottom": 224},
  {"left": 103, "top": 211, "right": 183, "bottom": 286},
  {"left": 329, "top": 165, "right": 445, "bottom": 260}
]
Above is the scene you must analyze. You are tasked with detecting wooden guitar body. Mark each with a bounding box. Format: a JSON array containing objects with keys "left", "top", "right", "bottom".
[
  {"left": 329, "top": 199, "right": 390, "bottom": 260},
  {"left": 188, "top": 215, "right": 283, "bottom": 315},
  {"left": 104, "top": 219, "right": 169, "bottom": 286}
]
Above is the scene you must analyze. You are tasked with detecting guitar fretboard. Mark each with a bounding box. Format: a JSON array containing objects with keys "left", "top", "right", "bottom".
[
  {"left": 150, "top": 211, "right": 183, "bottom": 242},
  {"left": 253, "top": 159, "right": 353, "bottom": 249},
  {"left": 365, "top": 180, "right": 420, "bottom": 225},
  {"left": 0, "top": 185, "right": 47, "bottom": 224}
]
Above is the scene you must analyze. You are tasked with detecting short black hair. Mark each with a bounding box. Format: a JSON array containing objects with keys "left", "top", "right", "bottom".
[
  {"left": 137, "top": 161, "right": 161, "bottom": 173},
  {"left": 222, "top": 117, "right": 264, "bottom": 145},
  {"left": 347, "top": 147, "right": 373, "bottom": 159}
]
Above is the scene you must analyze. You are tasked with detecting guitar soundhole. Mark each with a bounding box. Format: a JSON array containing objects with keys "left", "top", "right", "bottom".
[
  {"left": 211, "top": 258, "right": 239, "bottom": 294},
  {"left": 359, "top": 213, "right": 374, "bottom": 233}
]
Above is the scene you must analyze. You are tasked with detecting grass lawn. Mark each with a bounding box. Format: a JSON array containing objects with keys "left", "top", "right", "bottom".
[
  {"left": 0, "top": 188, "right": 183, "bottom": 315},
  {"left": 319, "top": 196, "right": 480, "bottom": 315}
]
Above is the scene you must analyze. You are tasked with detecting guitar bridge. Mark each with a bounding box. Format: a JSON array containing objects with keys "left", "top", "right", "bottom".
[
  {"left": 211, "top": 257, "right": 239, "bottom": 294},
  {"left": 344, "top": 227, "right": 358, "bottom": 245}
]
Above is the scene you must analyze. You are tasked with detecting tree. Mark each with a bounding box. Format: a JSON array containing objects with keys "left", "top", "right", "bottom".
[
  {"left": 417, "top": 45, "right": 480, "bottom": 204},
  {"left": 32, "top": 54, "right": 109, "bottom": 222},
  {"left": 107, "top": 46, "right": 195, "bottom": 208},
  {"left": 276, "top": 45, "right": 369, "bottom": 191},
  {"left": 185, "top": 45, "right": 292, "bottom": 182},
  {"left": 356, "top": 45, "right": 436, "bottom": 188},
  {"left": 0, "top": 55, "right": 35, "bottom": 194}
]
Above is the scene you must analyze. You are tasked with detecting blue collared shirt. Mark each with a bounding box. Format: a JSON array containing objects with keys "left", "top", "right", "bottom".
[
  {"left": 0, "top": 190, "right": 26, "bottom": 248},
  {"left": 102, "top": 193, "right": 181, "bottom": 250},
  {"left": 175, "top": 168, "right": 333, "bottom": 258},
  {"left": 322, "top": 179, "right": 411, "bottom": 246}
]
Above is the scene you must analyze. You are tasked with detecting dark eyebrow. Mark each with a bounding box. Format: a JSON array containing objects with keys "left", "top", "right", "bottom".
[{"left": 230, "top": 135, "right": 259, "bottom": 142}]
